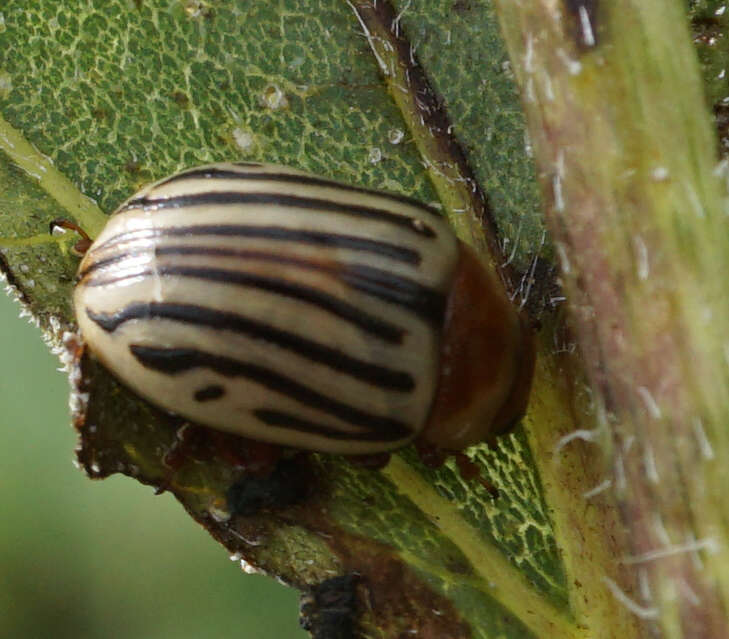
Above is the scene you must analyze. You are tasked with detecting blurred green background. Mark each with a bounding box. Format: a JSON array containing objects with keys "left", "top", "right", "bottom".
[{"left": 0, "top": 292, "right": 307, "bottom": 638}]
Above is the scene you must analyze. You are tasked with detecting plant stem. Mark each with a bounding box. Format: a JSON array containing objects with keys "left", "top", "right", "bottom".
[{"left": 495, "top": 1, "right": 729, "bottom": 636}]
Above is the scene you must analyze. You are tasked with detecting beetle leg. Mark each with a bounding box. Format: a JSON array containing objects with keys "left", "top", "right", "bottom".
[
  {"left": 453, "top": 452, "right": 499, "bottom": 498},
  {"left": 414, "top": 437, "right": 499, "bottom": 497},
  {"left": 49, "top": 218, "right": 93, "bottom": 256}
]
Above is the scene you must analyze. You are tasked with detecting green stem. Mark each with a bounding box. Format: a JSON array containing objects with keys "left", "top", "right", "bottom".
[{"left": 495, "top": 1, "right": 729, "bottom": 635}]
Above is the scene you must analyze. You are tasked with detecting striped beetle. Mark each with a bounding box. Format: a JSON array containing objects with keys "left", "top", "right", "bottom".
[{"left": 63, "top": 162, "right": 535, "bottom": 461}]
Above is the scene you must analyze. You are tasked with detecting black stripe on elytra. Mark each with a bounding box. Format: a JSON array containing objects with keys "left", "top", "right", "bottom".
[
  {"left": 150, "top": 166, "right": 442, "bottom": 218},
  {"left": 343, "top": 263, "right": 445, "bottom": 324},
  {"left": 129, "top": 345, "right": 413, "bottom": 437},
  {"left": 80, "top": 246, "right": 446, "bottom": 325},
  {"left": 91, "top": 225, "right": 421, "bottom": 265},
  {"left": 85, "top": 266, "right": 406, "bottom": 343},
  {"left": 88, "top": 302, "right": 414, "bottom": 390},
  {"left": 119, "top": 191, "right": 436, "bottom": 239},
  {"left": 252, "top": 409, "right": 410, "bottom": 442},
  {"left": 194, "top": 384, "right": 225, "bottom": 402}
]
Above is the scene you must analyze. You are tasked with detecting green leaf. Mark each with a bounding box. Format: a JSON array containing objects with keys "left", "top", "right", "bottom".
[{"left": 690, "top": 0, "right": 729, "bottom": 151}]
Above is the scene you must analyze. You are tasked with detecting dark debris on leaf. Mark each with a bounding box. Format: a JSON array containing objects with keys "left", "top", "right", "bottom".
[
  {"left": 299, "top": 574, "right": 360, "bottom": 639},
  {"left": 227, "top": 456, "right": 312, "bottom": 517}
]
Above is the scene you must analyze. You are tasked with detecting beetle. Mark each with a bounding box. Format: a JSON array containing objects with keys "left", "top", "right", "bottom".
[{"left": 59, "top": 162, "right": 535, "bottom": 462}]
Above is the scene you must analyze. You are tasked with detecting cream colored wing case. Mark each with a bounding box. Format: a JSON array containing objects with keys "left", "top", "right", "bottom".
[{"left": 74, "top": 163, "right": 460, "bottom": 454}]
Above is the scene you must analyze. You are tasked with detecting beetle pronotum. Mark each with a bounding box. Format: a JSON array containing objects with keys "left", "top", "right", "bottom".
[{"left": 67, "top": 162, "right": 535, "bottom": 458}]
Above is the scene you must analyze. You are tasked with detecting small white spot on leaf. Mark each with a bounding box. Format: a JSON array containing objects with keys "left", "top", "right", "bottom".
[
  {"left": 388, "top": 128, "right": 404, "bottom": 145},
  {"left": 260, "top": 85, "right": 288, "bottom": 111},
  {"left": 232, "top": 128, "right": 254, "bottom": 152}
]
